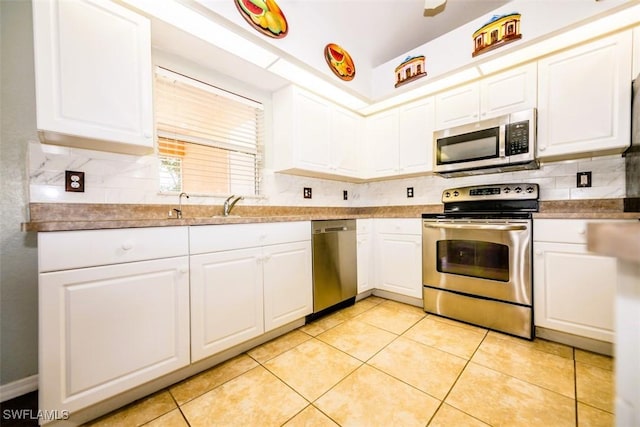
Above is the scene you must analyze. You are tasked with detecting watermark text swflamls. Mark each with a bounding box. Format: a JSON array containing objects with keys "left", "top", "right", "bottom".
[{"left": 2, "top": 409, "right": 70, "bottom": 421}]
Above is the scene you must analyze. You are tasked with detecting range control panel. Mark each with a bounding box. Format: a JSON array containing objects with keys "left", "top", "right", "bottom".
[{"left": 442, "top": 183, "right": 539, "bottom": 203}]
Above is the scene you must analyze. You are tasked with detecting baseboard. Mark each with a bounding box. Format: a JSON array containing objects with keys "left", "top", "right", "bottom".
[
  {"left": 0, "top": 375, "right": 38, "bottom": 403},
  {"left": 372, "top": 289, "right": 423, "bottom": 308},
  {"left": 535, "top": 326, "right": 614, "bottom": 356}
]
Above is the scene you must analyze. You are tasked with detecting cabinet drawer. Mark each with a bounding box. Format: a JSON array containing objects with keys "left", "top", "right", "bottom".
[
  {"left": 375, "top": 218, "right": 421, "bottom": 235},
  {"left": 189, "top": 221, "right": 311, "bottom": 254},
  {"left": 534, "top": 219, "right": 634, "bottom": 244},
  {"left": 357, "top": 219, "right": 372, "bottom": 234},
  {"left": 38, "top": 227, "right": 189, "bottom": 272}
]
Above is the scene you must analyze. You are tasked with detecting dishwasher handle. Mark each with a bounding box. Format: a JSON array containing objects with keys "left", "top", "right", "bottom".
[{"left": 324, "top": 226, "right": 348, "bottom": 232}]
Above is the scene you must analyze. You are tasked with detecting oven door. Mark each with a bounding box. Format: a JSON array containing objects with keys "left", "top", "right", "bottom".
[{"left": 422, "top": 219, "right": 532, "bottom": 305}]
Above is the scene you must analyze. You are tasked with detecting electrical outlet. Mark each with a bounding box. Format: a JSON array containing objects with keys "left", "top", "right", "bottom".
[
  {"left": 303, "top": 187, "right": 312, "bottom": 199},
  {"left": 577, "top": 171, "right": 592, "bottom": 188},
  {"left": 65, "top": 170, "right": 85, "bottom": 192},
  {"left": 407, "top": 187, "right": 414, "bottom": 198},
  {"left": 343, "top": 190, "right": 348, "bottom": 200}
]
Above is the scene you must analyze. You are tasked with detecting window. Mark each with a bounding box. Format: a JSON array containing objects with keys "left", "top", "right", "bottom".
[{"left": 154, "top": 67, "right": 264, "bottom": 196}]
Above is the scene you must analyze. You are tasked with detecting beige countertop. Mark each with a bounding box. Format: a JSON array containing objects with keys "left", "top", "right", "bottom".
[{"left": 22, "top": 199, "right": 640, "bottom": 232}]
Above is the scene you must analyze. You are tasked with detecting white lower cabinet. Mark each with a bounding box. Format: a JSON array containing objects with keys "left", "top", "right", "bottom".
[
  {"left": 38, "top": 228, "right": 190, "bottom": 415},
  {"left": 533, "top": 219, "right": 634, "bottom": 343},
  {"left": 190, "top": 247, "right": 264, "bottom": 362},
  {"left": 38, "top": 223, "right": 312, "bottom": 419},
  {"left": 263, "top": 241, "right": 313, "bottom": 330},
  {"left": 357, "top": 219, "right": 374, "bottom": 293},
  {"left": 373, "top": 219, "right": 422, "bottom": 299},
  {"left": 189, "top": 222, "right": 312, "bottom": 362}
]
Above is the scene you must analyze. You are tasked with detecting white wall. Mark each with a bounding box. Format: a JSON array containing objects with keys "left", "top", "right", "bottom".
[{"left": 1, "top": 0, "right": 39, "bottom": 388}]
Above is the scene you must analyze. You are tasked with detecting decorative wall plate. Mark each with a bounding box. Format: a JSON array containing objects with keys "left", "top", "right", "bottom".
[
  {"left": 234, "top": 0, "right": 288, "bottom": 39},
  {"left": 324, "top": 43, "right": 356, "bottom": 81},
  {"left": 394, "top": 55, "right": 427, "bottom": 88},
  {"left": 472, "top": 12, "right": 522, "bottom": 57}
]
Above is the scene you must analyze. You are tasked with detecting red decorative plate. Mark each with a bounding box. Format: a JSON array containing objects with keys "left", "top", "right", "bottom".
[
  {"left": 234, "top": 0, "right": 288, "bottom": 39},
  {"left": 324, "top": 43, "right": 356, "bottom": 81}
]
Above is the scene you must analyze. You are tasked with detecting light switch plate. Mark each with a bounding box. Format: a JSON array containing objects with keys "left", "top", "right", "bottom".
[{"left": 577, "top": 171, "right": 592, "bottom": 188}]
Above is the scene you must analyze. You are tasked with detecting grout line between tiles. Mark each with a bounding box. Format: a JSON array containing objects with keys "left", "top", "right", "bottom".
[{"left": 424, "top": 327, "right": 490, "bottom": 426}]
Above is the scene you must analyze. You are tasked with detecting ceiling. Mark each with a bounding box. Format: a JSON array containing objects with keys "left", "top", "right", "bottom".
[
  {"left": 271, "top": 0, "right": 512, "bottom": 68},
  {"left": 149, "top": 0, "right": 512, "bottom": 97}
]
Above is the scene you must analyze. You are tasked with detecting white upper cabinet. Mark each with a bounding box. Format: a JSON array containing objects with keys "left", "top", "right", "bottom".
[
  {"left": 480, "top": 62, "right": 537, "bottom": 119},
  {"left": 435, "top": 63, "right": 537, "bottom": 129},
  {"left": 32, "top": 0, "right": 154, "bottom": 154},
  {"left": 398, "top": 97, "right": 435, "bottom": 174},
  {"left": 330, "top": 107, "right": 361, "bottom": 177},
  {"left": 366, "top": 97, "right": 435, "bottom": 179},
  {"left": 435, "top": 83, "right": 480, "bottom": 130},
  {"left": 537, "top": 31, "right": 632, "bottom": 160},
  {"left": 366, "top": 109, "right": 400, "bottom": 178},
  {"left": 273, "top": 85, "right": 362, "bottom": 180}
]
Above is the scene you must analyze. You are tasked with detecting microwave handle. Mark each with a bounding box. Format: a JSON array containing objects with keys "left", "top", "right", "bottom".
[{"left": 499, "top": 124, "right": 507, "bottom": 158}]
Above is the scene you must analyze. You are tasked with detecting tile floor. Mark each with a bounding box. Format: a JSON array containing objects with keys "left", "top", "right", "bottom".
[{"left": 85, "top": 296, "right": 615, "bottom": 427}]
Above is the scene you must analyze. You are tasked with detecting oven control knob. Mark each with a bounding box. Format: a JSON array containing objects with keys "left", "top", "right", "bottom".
[
  {"left": 444, "top": 192, "right": 451, "bottom": 198},
  {"left": 503, "top": 187, "right": 511, "bottom": 193},
  {"left": 514, "top": 186, "right": 522, "bottom": 193},
  {"left": 526, "top": 186, "right": 535, "bottom": 193},
  {"left": 453, "top": 191, "right": 459, "bottom": 197}
]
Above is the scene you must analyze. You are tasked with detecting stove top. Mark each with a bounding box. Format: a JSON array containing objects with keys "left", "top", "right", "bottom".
[{"left": 423, "top": 183, "right": 539, "bottom": 219}]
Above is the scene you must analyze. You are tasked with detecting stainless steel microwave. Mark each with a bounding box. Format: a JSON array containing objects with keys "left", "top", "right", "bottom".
[{"left": 434, "top": 109, "right": 537, "bottom": 177}]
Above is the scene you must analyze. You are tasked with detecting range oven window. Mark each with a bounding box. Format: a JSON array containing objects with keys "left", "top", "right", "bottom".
[{"left": 436, "top": 240, "right": 510, "bottom": 282}]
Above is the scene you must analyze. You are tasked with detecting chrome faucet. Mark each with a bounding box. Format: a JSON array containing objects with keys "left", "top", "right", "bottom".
[
  {"left": 223, "top": 195, "right": 243, "bottom": 216},
  {"left": 173, "top": 192, "right": 189, "bottom": 219}
]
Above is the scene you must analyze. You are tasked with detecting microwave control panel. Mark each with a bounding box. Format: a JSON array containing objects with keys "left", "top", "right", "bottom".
[{"left": 506, "top": 121, "right": 530, "bottom": 155}]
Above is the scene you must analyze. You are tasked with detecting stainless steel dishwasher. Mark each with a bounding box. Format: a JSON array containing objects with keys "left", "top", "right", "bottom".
[{"left": 310, "top": 219, "right": 357, "bottom": 318}]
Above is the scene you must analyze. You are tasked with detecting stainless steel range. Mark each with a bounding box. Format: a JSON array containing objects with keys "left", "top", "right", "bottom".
[{"left": 422, "top": 183, "right": 539, "bottom": 339}]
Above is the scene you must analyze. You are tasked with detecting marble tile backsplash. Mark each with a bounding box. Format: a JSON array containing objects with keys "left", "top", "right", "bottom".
[{"left": 28, "top": 141, "right": 626, "bottom": 207}]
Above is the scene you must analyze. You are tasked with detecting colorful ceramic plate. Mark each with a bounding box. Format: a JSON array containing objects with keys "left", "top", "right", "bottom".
[
  {"left": 234, "top": 0, "right": 288, "bottom": 39},
  {"left": 324, "top": 43, "right": 356, "bottom": 81}
]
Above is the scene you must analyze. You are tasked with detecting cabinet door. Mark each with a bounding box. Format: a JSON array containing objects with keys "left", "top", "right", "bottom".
[
  {"left": 263, "top": 241, "right": 313, "bottom": 331},
  {"left": 434, "top": 82, "right": 480, "bottom": 129},
  {"left": 32, "top": 0, "right": 153, "bottom": 154},
  {"left": 190, "top": 248, "right": 264, "bottom": 362},
  {"left": 357, "top": 232, "right": 373, "bottom": 293},
  {"left": 533, "top": 242, "right": 617, "bottom": 342},
  {"left": 330, "top": 107, "right": 361, "bottom": 176},
  {"left": 480, "top": 62, "right": 537, "bottom": 119},
  {"left": 376, "top": 233, "right": 422, "bottom": 298},
  {"left": 367, "top": 109, "right": 399, "bottom": 177},
  {"left": 294, "top": 90, "right": 331, "bottom": 171},
  {"left": 537, "top": 31, "right": 632, "bottom": 159},
  {"left": 633, "top": 25, "right": 640, "bottom": 82},
  {"left": 398, "top": 97, "right": 435, "bottom": 174},
  {"left": 39, "top": 257, "right": 190, "bottom": 414}
]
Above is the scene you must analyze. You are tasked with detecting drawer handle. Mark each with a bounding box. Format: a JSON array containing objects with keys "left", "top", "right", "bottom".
[
  {"left": 578, "top": 229, "right": 586, "bottom": 235},
  {"left": 178, "top": 266, "right": 189, "bottom": 274},
  {"left": 121, "top": 241, "right": 133, "bottom": 251}
]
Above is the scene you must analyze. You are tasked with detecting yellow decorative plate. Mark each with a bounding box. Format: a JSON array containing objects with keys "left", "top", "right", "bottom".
[
  {"left": 324, "top": 43, "right": 356, "bottom": 81},
  {"left": 235, "top": 0, "right": 288, "bottom": 39}
]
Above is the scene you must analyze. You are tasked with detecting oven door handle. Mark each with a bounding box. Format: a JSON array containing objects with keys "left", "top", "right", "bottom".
[{"left": 424, "top": 223, "right": 528, "bottom": 231}]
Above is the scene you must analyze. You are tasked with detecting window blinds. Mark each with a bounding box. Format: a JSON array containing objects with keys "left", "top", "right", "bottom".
[{"left": 155, "top": 67, "right": 264, "bottom": 196}]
